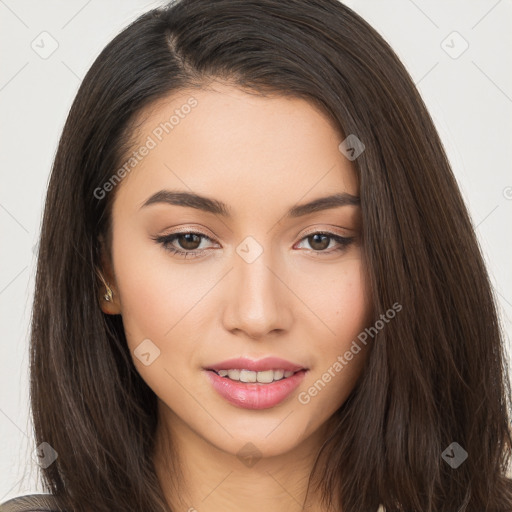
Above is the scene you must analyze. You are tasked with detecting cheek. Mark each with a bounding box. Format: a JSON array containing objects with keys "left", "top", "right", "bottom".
[
  {"left": 297, "top": 258, "right": 370, "bottom": 411},
  {"left": 110, "top": 229, "right": 200, "bottom": 350},
  {"left": 111, "top": 240, "right": 163, "bottom": 343},
  {"left": 313, "top": 257, "right": 369, "bottom": 346},
  {"left": 110, "top": 234, "right": 208, "bottom": 407}
]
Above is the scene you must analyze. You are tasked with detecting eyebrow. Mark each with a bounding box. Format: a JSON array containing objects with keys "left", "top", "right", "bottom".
[{"left": 139, "top": 189, "right": 360, "bottom": 218}]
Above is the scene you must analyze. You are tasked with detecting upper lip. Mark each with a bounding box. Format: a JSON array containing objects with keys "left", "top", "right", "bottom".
[{"left": 204, "top": 357, "right": 307, "bottom": 373}]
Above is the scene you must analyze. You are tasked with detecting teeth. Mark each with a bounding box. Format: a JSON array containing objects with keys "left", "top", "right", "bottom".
[
  {"left": 215, "top": 369, "right": 298, "bottom": 383},
  {"left": 240, "top": 369, "right": 257, "bottom": 383},
  {"left": 255, "top": 370, "right": 273, "bottom": 383},
  {"left": 274, "top": 369, "right": 285, "bottom": 380},
  {"left": 227, "top": 369, "right": 240, "bottom": 380}
]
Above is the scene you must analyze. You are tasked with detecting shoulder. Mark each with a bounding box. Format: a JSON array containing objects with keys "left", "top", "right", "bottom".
[{"left": 0, "top": 494, "right": 63, "bottom": 512}]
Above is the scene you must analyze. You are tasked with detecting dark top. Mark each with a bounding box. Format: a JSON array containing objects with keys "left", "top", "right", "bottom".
[{"left": 0, "top": 494, "right": 62, "bottom": 512}]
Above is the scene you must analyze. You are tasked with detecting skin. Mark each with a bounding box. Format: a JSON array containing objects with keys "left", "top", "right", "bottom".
[{"left": 100, "top": 82, "right": 372, "bottom": 512}]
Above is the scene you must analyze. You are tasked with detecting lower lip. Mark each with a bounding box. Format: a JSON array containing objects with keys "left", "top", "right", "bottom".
[{"left": 204, "top": 369, "right": 307, "bottom": 410}]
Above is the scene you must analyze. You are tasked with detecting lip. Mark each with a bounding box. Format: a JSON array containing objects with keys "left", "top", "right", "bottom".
[
  {"left": 204, "top": 356, "right": 306, "bottom": 372},
  {"left": 204, "top": 368, "right": 308, "bottom": 410}
]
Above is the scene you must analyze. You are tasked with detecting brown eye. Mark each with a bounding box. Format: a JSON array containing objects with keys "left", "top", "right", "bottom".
[
  {"left": 175, "top": 233, "right": 202, "bottom": 251},
  {"left": 307, "top": 233, "right": 330, "bottom": 251},
  {"left": 296, "top": 232, "right": 354, "bottom": 254},
  {"left": 153, "top": 231, "right": 216, "bottom": 258}
]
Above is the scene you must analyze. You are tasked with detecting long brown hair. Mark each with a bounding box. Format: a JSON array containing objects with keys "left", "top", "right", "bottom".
[{"left": 29, "top": 1, "right": 512, "bottom": 510}]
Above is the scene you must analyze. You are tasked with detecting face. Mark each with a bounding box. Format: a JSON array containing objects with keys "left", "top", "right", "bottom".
[{"left": 101, "top": 82, "right": 371, "bottom": 459}]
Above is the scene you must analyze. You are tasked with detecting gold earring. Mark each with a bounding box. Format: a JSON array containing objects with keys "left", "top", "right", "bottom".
[
  {"left": 103, "top": 285, "right": 114, "bottom": 302},
  {"left": 97, "top": 270, "right": 114, "bottom": 302}
]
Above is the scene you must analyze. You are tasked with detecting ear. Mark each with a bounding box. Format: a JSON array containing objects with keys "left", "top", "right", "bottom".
[{"left": 96, "top": 235, "right": 122, "bottom": 315}]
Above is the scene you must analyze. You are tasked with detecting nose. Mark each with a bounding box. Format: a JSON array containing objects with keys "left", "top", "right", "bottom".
[{"left": 222, "top": 247, "right": 292, "bottom": 340}]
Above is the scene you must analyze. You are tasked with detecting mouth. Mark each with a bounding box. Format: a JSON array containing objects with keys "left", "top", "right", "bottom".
[{"left": 203, "top": 357, "right": 309, "bottom": 410}]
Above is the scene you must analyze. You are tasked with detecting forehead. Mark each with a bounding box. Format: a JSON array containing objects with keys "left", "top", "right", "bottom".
[{"left": 113, "top": 83, "right": 358, "bottom": 217}]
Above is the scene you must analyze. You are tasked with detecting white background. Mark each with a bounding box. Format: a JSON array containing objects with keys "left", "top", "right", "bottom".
[{"left": 0, "top": 0, "right": 511, "bottom": 501}]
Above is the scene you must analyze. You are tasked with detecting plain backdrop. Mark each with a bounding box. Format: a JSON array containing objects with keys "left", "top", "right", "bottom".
[{"left": 1, "top": 0, "right": 511, "bottom": 501}]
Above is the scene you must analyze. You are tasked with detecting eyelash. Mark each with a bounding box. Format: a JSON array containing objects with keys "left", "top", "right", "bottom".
[{"left": 152, "top": 230, "right": 355, "bottom": 259}]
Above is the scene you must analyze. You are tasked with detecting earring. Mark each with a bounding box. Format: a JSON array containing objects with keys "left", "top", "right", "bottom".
[
  {"left": 97, "top": 270, "right": 114, "bottom": 302},
  {"left": 103, "top": 285, "right": 114, "bottom": 302}
]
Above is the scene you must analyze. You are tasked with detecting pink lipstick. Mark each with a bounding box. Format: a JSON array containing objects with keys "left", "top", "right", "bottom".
[{"left": 203, "top": 357, "right": 308, "bottom": 410}]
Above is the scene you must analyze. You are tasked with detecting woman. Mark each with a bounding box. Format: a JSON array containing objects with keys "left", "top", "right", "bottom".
[{"left": 2, "top": 0, "right": 511, "bottom": 511}]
